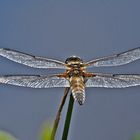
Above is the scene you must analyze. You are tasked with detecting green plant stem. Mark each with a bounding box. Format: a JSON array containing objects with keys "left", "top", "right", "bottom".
[
  {"left": 51, "top": 87, "right": 70, "bottom": 140},
  {"left": 62, "top": 93, "right": 74, "bottom": 140}
]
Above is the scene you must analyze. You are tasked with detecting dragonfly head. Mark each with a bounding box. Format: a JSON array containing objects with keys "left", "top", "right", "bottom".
[{"left": 65, "top": 56, "right": 83, "bottom": 64}]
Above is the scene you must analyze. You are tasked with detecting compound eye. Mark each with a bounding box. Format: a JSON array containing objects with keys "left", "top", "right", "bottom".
[
  {"left": 65, "top": 56, "right": 83, "bottom": 64},
  {"left": 65, "top": 58, "right": 69, "bottom": 64}
]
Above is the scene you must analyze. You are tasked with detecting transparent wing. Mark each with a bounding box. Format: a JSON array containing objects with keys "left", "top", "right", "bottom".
[
  {"left": 0, "top": 75, "right": 70, "bottom": 88},
  {"left": 86, "top": 47, "right": 140, "bottom": 67},
  {"left": 86, "top": 73, "right": 140, "bottom": 88},
  {"left": 0, "top": 48, "right": 66, "bottom": 69}
]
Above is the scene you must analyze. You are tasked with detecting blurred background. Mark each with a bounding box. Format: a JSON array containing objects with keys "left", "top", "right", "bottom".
[{"left": 0, "top": 0, "right": 140, "bottom": 140}]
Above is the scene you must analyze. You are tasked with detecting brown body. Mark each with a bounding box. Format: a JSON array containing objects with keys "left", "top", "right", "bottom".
[
  {"left": 69, "top": 76, "right": 85, "bottom": 105},
  {"left": 64, "top": 56, "right": 89, "bottom": 105},
  {"left": 0, "top": 47, "right": 140, "bottom": 105}
]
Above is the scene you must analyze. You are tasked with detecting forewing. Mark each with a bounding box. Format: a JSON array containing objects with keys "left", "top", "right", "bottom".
[
  {"left": 86, "top": 73, "right": 140, "bottom": 88},
  {"left": 86, "top": 47, "right": 140, "bottom": 67},
  {"left": 0, "top": 75, "right": 70, "bottom": 88},
  {"left": 0, "top": 48, "right": 66, "bottom": 69}
]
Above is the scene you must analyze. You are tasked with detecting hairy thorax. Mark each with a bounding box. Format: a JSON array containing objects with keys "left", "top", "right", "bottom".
[{"left": 65, "top": 56, "right": 86, "bottom": 105}]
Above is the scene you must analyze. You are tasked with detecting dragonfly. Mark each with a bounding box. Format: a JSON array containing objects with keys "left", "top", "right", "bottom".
[{"left": 0, "top": 47, "right": 140, "bottom": 105}]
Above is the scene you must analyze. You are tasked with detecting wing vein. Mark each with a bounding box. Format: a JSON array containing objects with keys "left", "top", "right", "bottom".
[
  {"left": 0, "top": 75, "right": 70, "bottom": 88},
  {"left": 86, "top": 73, "right": 140, "bottom": 88},
  {"left": 86, "top": 47, "right": 140, "bottom": 67},
  {"left": 0, "top": 48, "right": 66, "bottom": 69}
]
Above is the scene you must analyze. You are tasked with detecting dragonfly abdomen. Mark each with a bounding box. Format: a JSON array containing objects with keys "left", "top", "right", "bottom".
[{"left": 70, "top": 76, "right": 85, "bottom": 105}]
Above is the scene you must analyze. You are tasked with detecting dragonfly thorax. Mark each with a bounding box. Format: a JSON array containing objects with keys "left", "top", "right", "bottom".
[
  {"left": 67, "top": 69, "right": 82, "bottom": 77},
  {"left": 65, "top": 56, "right": 85, "bottom": 77}
]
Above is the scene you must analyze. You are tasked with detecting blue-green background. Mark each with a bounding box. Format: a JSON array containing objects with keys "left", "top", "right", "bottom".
[{"left": 0, "top": 1, "right": 140, "bottom": 140}]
